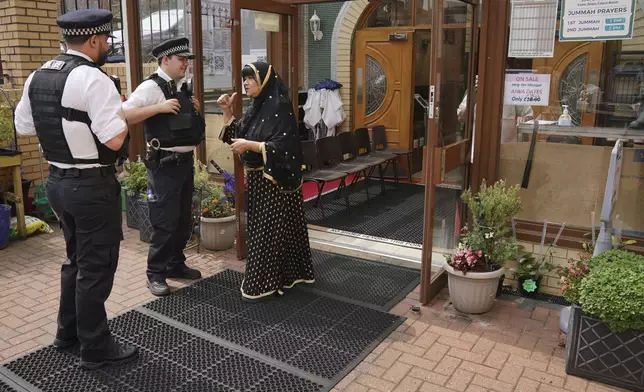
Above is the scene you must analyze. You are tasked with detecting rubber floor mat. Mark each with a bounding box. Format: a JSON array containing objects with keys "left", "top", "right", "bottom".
[
  {"left": 142, "top": 269, "right": 403, "bottom": 382},
  {"left": 1, "top": 311, "right": 325, "bottom": 392},
  {"left": 0, "top": 378, "right": 19, "bottom": 392},
  {"left": 307, "top": 250, "right": 420, "bottom": 310},
  {"left": 304, "top": 180, "right": 461, "bottom": 247}
]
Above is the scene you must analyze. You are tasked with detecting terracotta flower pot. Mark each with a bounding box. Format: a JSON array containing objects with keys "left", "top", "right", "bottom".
[{"left": 444, "top": 264, "right": 505, "bottom": 314}]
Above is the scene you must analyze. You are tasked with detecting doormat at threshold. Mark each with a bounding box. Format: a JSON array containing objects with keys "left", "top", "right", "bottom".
[
  {"left": 304, "top": 179, "right": 460, "bottom": 247},
  {"left": 0, "top": 269, "right": 405, "bottom": 392},
  {"left": 306, "top": 250, "right": 420, "bottom": 310}
]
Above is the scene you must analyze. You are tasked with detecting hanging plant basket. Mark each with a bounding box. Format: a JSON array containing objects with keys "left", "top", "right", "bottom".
[
  {"left": 138, "top": 199, "right": 153, "bottom": 243},
  {"left": 125, "top": 192, "right": 144, "bottom": 230}
]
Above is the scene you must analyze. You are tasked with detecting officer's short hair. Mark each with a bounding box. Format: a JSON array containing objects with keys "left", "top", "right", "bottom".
[{"left": 63, "top": 35, "right": 92, "bottom": 45}]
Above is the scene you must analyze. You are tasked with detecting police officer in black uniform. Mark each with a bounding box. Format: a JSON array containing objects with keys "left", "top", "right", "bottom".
[
  {"left": 123, "top": 38, "right": 205, "bottom": 296},
  {"left": 14, "top": 9, "right": 138, "bottom": 370}
]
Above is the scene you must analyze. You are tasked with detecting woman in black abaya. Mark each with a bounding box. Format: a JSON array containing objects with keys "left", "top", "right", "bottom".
[{"left": 217, "top": 62, "right": 315, "bottom": 301}]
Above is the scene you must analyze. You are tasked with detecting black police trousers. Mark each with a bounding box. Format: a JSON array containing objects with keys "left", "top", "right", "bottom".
[
  {"left": 146, "top": 156, "right": 194, "bottom": 281},
  {"left": 46, "top": 166, "right": 123, "bottom": 361}
]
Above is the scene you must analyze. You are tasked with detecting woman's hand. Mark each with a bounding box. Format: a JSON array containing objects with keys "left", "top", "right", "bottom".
[
  {"left": 231, "top": 138, "right": 261, "bottom": 155},
  {"left": 230, "top": 138, "right": 250, "bottom": 155},
  {"left": 217, "top": 93, "right": 237, "bottom": 123}
]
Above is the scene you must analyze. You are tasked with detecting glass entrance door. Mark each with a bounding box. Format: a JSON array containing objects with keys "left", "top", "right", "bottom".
[{"left": 420, "top": 0, "right": 478, "bottom": 302}]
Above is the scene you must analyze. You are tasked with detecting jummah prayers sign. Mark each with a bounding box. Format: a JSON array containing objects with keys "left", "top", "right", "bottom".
[{"left": 560, "top": 0, "right": 636, "bottom": 41}]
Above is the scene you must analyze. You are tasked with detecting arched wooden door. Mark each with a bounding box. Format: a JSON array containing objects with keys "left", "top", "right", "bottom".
[
  {"left": 354, "top": 28, "right": 415, "bottom": 151},
  {"left": 533, "top": 40, "right": 605, "bottom": 143}
]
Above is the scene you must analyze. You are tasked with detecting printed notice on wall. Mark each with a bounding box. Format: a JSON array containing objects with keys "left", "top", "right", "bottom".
[
  {"left": 504, "top": 73, "right": 551, "bottom": 106},
  {"left": 508, "top": 0, "right": 558, "bottom": 58},
  {"left": 560, "top": 0, "right": 636, "bottom": 41}
]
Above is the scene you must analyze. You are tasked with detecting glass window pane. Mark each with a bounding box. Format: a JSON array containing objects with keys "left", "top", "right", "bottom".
[
  {"left": 366, "top": 0, "right": 413, "bottom": 28},
  {"left": 415, "top": 0, "right": 433, "bottom": 25},
  {"left": 444, "top": 0, "right": 468, "bottom": 24},
  {"left": 498, "top": 2, "right": 644, "bottom": 259}
]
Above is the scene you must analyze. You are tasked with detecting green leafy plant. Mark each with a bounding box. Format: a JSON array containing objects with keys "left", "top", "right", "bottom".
[
  {"left": 457, "top": 179, "right": 522, "bottom": 270},
  {"left": 121, "top": 161, "right": 148, "bottom": 197},
  {"left": 559, "top": 237, "right": 638, "bottom": 305},
  {"left": 578, "top": 250, "right": 644, "bottom": 333},
  {"left": 0, "top": 106, "right": 15, "bottom": 148},
  {"left": 513, "top": 250, "right": 557, "bottom": 279}
]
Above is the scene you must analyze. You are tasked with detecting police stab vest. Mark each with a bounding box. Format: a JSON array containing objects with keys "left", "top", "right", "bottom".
[
  {"left": 28, "top": 54, "right": 118, "bottom": 166},
  {"left": 143, "top": 74, "right": 206, "bottom": 148}
]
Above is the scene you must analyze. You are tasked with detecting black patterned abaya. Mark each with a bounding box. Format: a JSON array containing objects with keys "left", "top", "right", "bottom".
[{"left": 220, "top": 62, "right": 314, "bottom": 300}]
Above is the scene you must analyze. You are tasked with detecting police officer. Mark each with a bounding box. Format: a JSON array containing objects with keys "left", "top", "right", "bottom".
[
  {"left": 14, "top": 9, "right": 138, "bottom": 369},
  {"left": 123, "top": 38, "right": 205, "bottom": 296}
]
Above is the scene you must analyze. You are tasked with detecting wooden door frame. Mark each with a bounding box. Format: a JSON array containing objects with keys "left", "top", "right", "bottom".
[
  {"left": 420, "top": 0, "right": 479, "bottom": 304},
  {"left": 231, "top": 0, "right": 300, "bottom": 260}
]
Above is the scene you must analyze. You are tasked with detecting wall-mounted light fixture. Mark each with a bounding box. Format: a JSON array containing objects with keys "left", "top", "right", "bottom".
[{"left": 310, "top": 10, "right": 323, "bottom": 41}]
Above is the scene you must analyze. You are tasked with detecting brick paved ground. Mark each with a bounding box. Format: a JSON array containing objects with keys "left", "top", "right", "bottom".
[{"left": 0, "top": 226, "right": 627, "bottom": 392}]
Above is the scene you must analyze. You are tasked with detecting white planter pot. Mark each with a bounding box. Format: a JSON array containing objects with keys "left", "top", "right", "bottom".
[
  {"left": 444, "top": 264, "right": 505, "bottom": 314},
  {"left": 200, "top": 215, "right": 236, "bottom": 251}
]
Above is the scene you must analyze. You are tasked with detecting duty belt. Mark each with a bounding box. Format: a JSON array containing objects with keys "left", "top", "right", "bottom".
[{"left": 49, "top": 165, "right": 115, "bottom": 178}]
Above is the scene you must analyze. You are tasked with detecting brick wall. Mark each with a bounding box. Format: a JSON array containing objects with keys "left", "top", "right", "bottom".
[{"left": 0, "top": 0, "right": 62, "bottom": 88}]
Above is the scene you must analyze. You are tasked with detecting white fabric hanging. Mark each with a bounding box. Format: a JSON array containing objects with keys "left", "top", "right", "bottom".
[
  {"left": 303, "top": 89, "right": 322, "bottom": 131},
  {"left": 303, "top": 88, "right": 346, "bottom": 139},
  {"left": 320, "top": 89, "right": 346, "bottom": 137}
]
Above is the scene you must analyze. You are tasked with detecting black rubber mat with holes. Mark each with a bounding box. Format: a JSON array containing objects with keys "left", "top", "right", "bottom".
[
  {"left": 1, "top": 311, "right": 326, "bottom": 392},
  {"left": 304, "top": 180, "right": 460, "bottom": 247},
  {"left": 142, "top": 269, "right": 403, "bottom": 382},
  {"left": 0, "top": 378, "right": 18, "bottom": 392},
  {"left": 306, "top": 250, "right": 420, "bottom": 310}
]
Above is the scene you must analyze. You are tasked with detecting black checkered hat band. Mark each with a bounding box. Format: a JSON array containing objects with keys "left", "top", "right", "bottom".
[
  {"left": 62, "top": 22, "right": 111, "bottom": 36},
  {"left": 157, "top": 44, "right": 190, "bottom": 57}
]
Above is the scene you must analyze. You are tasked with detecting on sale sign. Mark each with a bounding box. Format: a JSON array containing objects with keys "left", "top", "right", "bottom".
[
  {"left": 504, "top": 73, "right": 551, "bottom": 106},
  {"left": 560, "top": 0, "right": 635, "bottom": 41}
]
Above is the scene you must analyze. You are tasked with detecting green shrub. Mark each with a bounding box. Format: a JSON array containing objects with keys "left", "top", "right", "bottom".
[
  {"left": 579, "top": 250, "right": 644, "bottom": 333},
  {"left": 459, "top": 179, "right": 522, "bottom": 269},
  {"left": 121, "top": 161, "right": 148, "bottom": 197},
  {"left": 0, "top": 106, "right": 14, "bottom": 148}
]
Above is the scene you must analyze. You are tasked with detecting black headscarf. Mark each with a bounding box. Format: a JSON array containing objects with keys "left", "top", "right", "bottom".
[{"left": 237, "top": 62, "right": 303, "bottom": 192}]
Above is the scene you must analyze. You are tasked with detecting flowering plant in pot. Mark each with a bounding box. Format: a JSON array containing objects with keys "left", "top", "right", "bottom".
[
  {"left": 445, "top": 179, "right": 521, "bottom": 314},
  {"left": 200, "top": 183, "right": 236, "bottom": 251}
]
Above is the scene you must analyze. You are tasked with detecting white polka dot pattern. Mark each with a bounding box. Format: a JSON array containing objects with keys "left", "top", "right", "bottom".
[{"left": 241, "top": 171, "right": 315, "bottom": 299}]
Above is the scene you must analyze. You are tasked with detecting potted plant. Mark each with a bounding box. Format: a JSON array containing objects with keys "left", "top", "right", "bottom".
[
  {"left": 563, "top": 250, "right": 644, "bottom": 392},
  {"left": 512, "top": 250, "right": 557, "bottom": 297},
  {"left": 121, "top": 161, "right": 148, "bottom": 231},
  {"left": 200, "top": 183, "right": 236, "bottom": 251},
  {"left": 444, "top": 180, "right": 521, "bottom": 314}
]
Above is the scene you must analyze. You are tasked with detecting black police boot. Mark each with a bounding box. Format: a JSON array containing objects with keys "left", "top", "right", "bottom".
[
  {"left": 53, "top": 336, "right": 79, "bottom": 350},
  {"left": 80, "top": 341, "right": 139, "bottom": 370},
  {"left": 166, "top": 264, "right": 202, "bottom": 280},
  {"left": 146, "top": 277, "right": 170, "bottom": 296}
]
